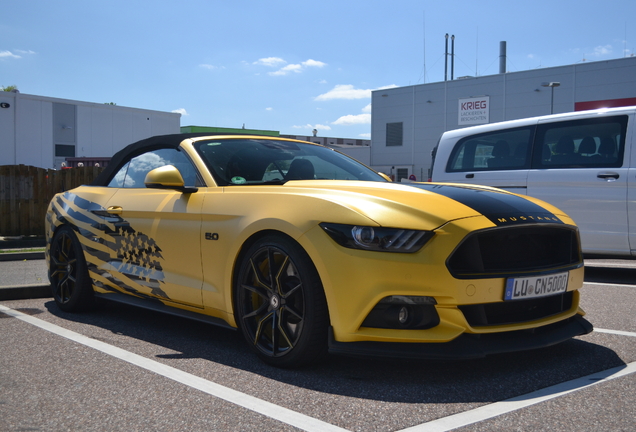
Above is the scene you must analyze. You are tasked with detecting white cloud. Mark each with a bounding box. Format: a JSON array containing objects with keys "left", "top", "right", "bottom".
[
  {"left": 265, "top": 107, "right": 273, "bottom": 111},
  {"left": 254, "top": 57, "right": 286, "bottom": 67},
  {"left": 172, "top": 108, "right": 188, "bottom": 116},
  {"left": 302, "top": 59, "right": 326, "bottom": 68},
  {"left": 315, "top": 84, "right": 397, "bottom": 101},
  {"left": 330, "top": 103, "right": 372, "bottom": 127},
  {"left": 0, "top": 50, "right": 21, "bottom": 59},
  {"left": 591, "top": 45, "right": 612, "bottom": 57},
  {"left": 359, "top": 133, "right": 371, "bottom": 139},
  {"left": 332, "top": 113, "right": 371, "bottom": 125},
  {"left": 200, "top": 64, "right": 224, "bottom": 70},
  {"left": 267, "top": 58, "right": 327, "bottom": 76},
  {"left": 270, "top": 63, "right": 303, "bottom": 76},
  {"left": 15, "top": 49, "right": 35, "bottom": 55},
  {"left": 316, "top": 84, "right": 368, "bottom": 100}
]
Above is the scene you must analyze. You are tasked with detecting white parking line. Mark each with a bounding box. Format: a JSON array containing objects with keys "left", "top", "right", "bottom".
[
  {"left": 594, "top": 328, "right": 636, "bottom": 337},
  {"left": 3, "top": 303, "right": 635, "bottom": 432},
  {"left": 583, "top": 281, "right": 636, "bottom": 288},
  {"left": 0, "top": 304, "right": 348, "bottom": 432},
  {"left": 398, "top": 362, "right": 636, "bottom": 432}
]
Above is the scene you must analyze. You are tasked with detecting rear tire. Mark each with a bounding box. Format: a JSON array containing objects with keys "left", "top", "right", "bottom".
[
  {"left": 49, "top": 225, "right": 94, "bottom": 312},
  {"left": 234, "top": 234, "right": 329, "bottom": 368}
]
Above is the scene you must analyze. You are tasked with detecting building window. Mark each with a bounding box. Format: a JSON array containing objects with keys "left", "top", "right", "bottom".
[
  {"left": 396, "top": 168, "right": 409, "bottom": 182},
  {"left": 386, "top": 122, "right": 403, "bottom": 146},
  {"left": 55, "top": 144, "right": 75, "bottom": 157}
]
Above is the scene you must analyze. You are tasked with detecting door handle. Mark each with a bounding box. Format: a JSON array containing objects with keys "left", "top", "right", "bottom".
[
  {"left": 597, "top": 172, "right": 619, "bottom": 180},
  {"left": 106, "top": 206, "right": 123, "bottom": 215},
  {"left": 465, "top": 173, "right": 475, "bottom": 179}
]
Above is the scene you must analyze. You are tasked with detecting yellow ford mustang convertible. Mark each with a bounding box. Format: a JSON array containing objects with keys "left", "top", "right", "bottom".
[{"left": 46, "top": 134, "right": 592, "bottom": 367}]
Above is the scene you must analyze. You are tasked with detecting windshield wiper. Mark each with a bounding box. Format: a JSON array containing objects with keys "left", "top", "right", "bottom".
[{"left": 259, "top": 179, "right": 288, "bottom": 185}]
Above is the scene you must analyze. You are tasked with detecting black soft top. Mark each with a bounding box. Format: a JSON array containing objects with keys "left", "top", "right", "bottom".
[{"left": 91, "top": 133, "right": 272, "bottom": 186}]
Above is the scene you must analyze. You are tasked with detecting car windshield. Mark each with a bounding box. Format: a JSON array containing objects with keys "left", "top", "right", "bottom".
[{"left": 194, "top": 138, "right": 386, "bottom": 186}]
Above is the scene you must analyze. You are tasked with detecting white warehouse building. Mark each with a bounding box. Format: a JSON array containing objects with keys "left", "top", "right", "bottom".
[
  {"left": 371, "top": 56, "right": 636, "bottom": 182},
  {"left": 0, "top": 91, "right": 181, "bottom": 169}
]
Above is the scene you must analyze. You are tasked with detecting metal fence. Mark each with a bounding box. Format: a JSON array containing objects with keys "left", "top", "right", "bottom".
[{"left": 0, "top": 165, "right": 104, "bottom": 236}]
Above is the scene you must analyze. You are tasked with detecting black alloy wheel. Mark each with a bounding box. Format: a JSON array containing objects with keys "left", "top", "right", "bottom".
[
  {"left": 235, "top": 235, "right": 329, "bottom": 368},
  {"left": 49, "top": 225, "right": 94, "bottom": 312}
]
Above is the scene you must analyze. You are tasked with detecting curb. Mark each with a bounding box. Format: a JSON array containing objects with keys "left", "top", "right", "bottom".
[
  {"left": 0, "top": 252, "right": 45, "bottom": 262},
  {"left": 0, "top": 284, "right": 52, "bottom": 301}
]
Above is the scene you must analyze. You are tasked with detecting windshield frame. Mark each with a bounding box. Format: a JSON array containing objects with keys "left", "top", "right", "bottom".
[{"left": 193, "top": 138, "right": 386, "bottom": 186}]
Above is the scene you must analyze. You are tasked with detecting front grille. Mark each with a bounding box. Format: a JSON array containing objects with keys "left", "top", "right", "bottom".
[
  {"left": 447, "top": 226, "right": 581, "bottom": 279},
  {"left": 459, "top": 291, "right": 574, "bottom": 326}
]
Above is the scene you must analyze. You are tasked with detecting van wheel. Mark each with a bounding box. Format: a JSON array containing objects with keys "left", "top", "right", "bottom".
[{"left": 234, "top": 235, "right": 329, "bottom": 368}]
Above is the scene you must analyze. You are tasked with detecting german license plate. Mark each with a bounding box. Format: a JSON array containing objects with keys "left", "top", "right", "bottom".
[{"left": 504, "top": 272, "right": 569, "bottom": 301}]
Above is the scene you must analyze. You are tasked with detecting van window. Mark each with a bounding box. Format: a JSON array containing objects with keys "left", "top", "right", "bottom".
[
  {"left": 446, "top": 127, "right": 533, "bottom": 172},
  {"left": 532, "top": 115, "right": 627, "bottom": 169}
]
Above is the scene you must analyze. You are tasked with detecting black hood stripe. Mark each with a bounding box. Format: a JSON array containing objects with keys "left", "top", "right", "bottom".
[{"left": 410, "top": 184, "right": 563, "bottom": 226}]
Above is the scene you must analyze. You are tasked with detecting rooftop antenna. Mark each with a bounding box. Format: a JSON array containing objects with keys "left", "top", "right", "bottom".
[
  {"left": 499, "top": 41, "right": 507, "bottom": 74},
  {"left": 475, "top": 26, "right": 479, "bottom": 76},
  {"left": 451, "top": 35, "right": 455, "bottom": 80},
  {"left": 444, "top": 33, "right": 449, "bottom": 81},
  {"left": 423, "top": 11, "right": 427, "bottom": 83}
]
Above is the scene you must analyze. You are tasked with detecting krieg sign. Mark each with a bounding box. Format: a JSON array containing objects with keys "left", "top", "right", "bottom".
[{"left": 458, "top": 96, "right": 489, "bottom": 125}]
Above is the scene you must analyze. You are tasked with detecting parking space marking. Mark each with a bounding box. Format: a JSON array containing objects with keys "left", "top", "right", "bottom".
[
  {"left": 594, "top": 328, "right": 636, "bottom": 337},
  {"left": 4, "top": 302, "right": 635, "bottom": 432},
  {"left": 583, "top": 281, "right": 636, "bottom": 288},
  {"left": 398, "top": 361, "right": 636, "bottom": 432},
  {"left": 0, "top": 304, "right": 348, "bottom": 432}
]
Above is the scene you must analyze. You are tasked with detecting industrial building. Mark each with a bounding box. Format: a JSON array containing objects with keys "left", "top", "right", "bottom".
[
  {"left": 0, "top": 91, "right": 181, "bottom": 169},
  {"left": 370, "top": 55, "right": 636, "bottom": 182},
  {"left": 7, "top": 52, "right": 635, "bottom": 177}
]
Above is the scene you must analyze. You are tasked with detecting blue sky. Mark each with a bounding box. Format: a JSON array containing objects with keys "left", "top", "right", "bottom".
[{"left": 2, "top": 0, "right": 635, "bottom": 139}]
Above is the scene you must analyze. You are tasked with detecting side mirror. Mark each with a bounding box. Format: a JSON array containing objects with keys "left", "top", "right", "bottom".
[
  {"left": 144, "top": 165, "right": 198, "bottom": 193},
  {"left": 378, "top": 172, "right": 392, "bottom": 182}
]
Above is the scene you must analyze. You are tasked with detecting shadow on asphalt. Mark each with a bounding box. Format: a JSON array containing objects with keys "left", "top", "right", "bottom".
[
  {"left": 41, "top": 297, "right": 626, "bottom": 405},
  {"left": 585, "top": 266, "right": 636, "bottom": 285}
]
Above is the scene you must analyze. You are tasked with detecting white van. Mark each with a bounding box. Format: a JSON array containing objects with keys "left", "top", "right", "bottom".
[{"left": 430, "top": 106, "right": 635, "bottom": 258}]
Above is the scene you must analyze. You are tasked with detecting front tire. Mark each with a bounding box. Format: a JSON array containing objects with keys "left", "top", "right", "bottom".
[
  {"left": 234, "top": 235, "right": 329, "bottom": 368},
  {"left": 49, "top": 225, "right": 94, "bottom": 312}
]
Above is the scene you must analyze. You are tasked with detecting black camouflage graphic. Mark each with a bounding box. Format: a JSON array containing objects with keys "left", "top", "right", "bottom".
[{"left": 48, "top": 192, "right": 169, "bottom": 299}]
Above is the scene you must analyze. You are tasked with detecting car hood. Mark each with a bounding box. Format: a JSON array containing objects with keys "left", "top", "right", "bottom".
[{"left": 271, "top": 180, "right": 569, "bottom": 230}]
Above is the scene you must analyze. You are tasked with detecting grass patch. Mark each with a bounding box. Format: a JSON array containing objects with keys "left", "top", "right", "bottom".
[{"left": 0, "top": 248, "right": 46, "bottom": 254}]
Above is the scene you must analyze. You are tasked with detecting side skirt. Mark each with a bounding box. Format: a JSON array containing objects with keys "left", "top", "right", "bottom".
[{"left": 94, "top": 291, "right": 236, "bottom": 330}]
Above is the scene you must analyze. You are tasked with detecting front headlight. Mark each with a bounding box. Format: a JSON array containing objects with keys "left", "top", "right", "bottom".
[{"left": 320, "top": 223, "right": 434, "bottom": 253}]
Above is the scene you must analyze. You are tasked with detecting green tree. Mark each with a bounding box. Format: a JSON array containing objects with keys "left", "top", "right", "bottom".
[{"left": 1, "top": 85, "right": 18, "bottom": 92}]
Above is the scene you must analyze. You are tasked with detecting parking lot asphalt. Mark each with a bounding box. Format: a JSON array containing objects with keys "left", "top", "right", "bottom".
[
  {"left": 2, "top": 255, "right": 635, "bottom": 431},
  {"left": 0, "top": 253, "right": 50, "bottom": 300}
]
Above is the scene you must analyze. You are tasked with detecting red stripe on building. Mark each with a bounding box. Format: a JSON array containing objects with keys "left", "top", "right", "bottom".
[{"left": 575, "top": 97, "right": 636, "bottom": 111}]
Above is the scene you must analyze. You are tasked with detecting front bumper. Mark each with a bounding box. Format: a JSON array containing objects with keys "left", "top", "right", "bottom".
[{"left": 327, "top": 314, "right": 593, "bottom": 360}]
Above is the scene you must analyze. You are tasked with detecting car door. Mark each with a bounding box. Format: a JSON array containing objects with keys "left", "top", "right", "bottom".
[
  {"left": 103, "top": 147, "right": 205, "bottom": 307},
  {"left": 624, "top": 115, "right": 636, "bottom": 256},
  {"left": 527, "top": 115, "right": 630, "bottom": 256}
]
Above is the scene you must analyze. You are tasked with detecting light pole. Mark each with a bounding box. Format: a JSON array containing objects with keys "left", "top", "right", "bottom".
[{"left": 541, "top": 81, "right": 561, "bottom": 114}]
